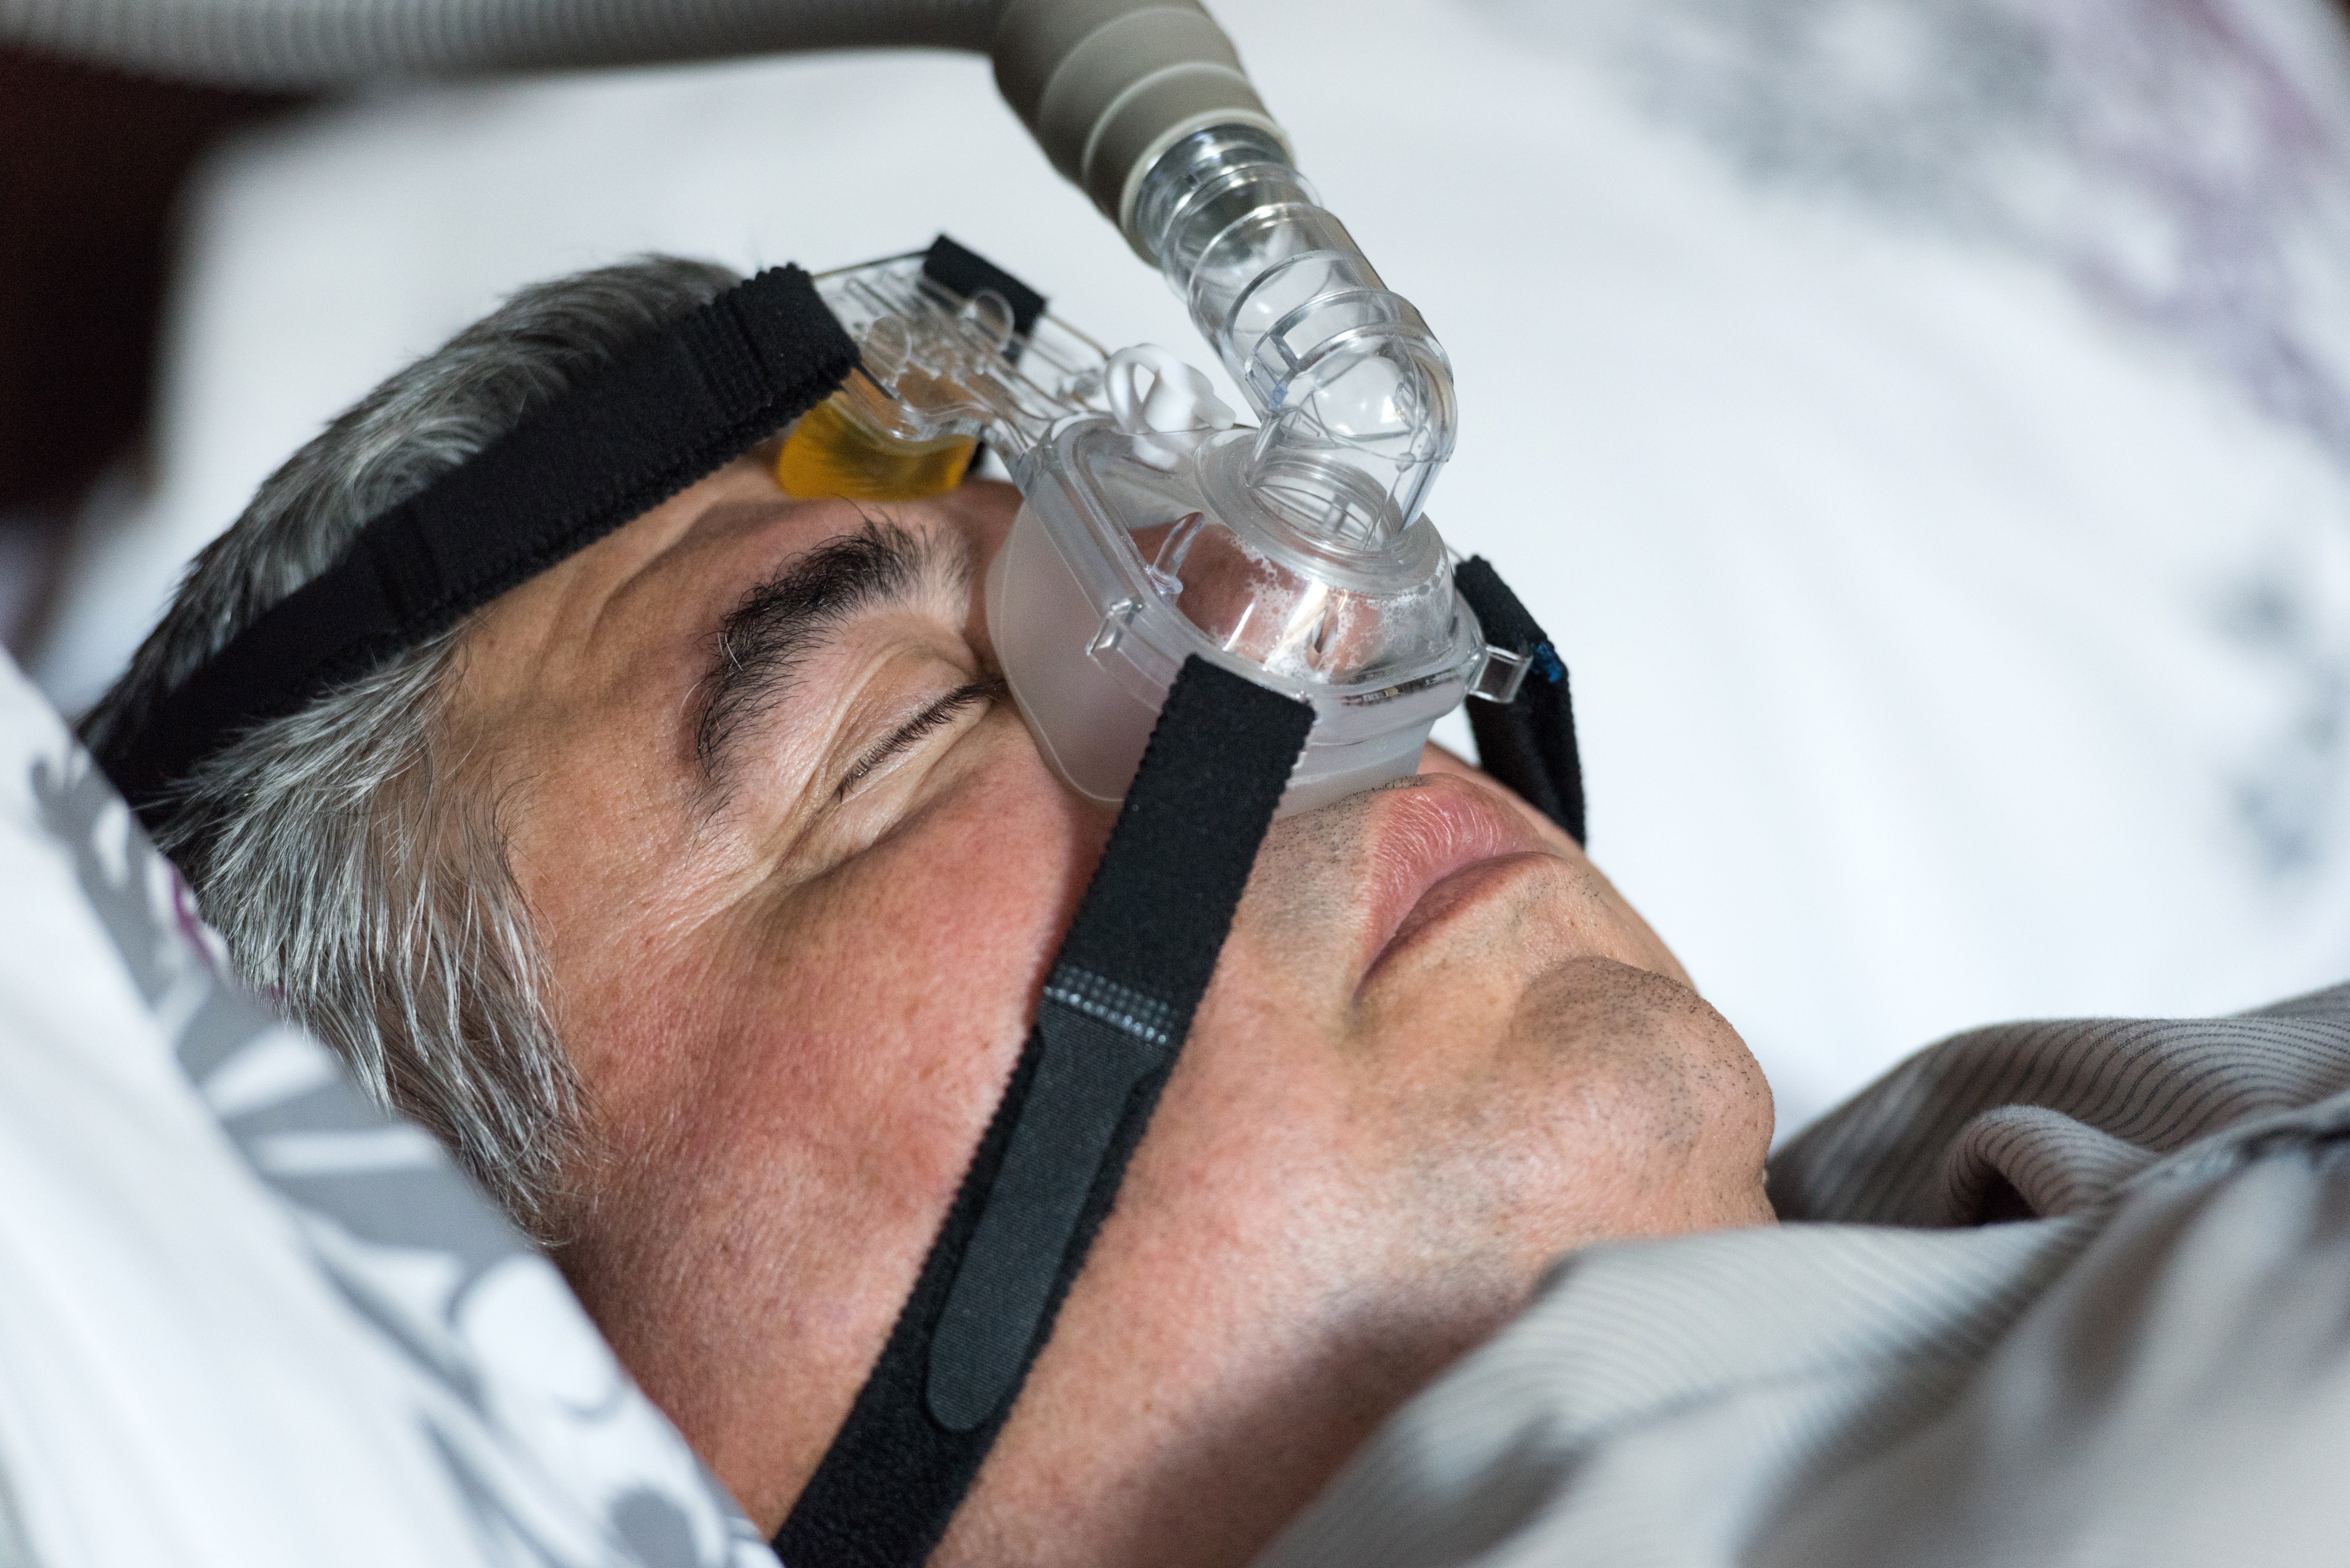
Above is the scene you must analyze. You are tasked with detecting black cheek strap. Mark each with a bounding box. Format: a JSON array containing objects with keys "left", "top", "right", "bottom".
[
  {"left": 776, "top": 655, "right": 1312, "bottom": 1567},
  {"left": 1454, "top": 555, "right": 1586, "bottom": 846}
]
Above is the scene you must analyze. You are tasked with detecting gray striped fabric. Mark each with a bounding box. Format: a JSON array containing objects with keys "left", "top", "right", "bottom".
[{"left": 1257, "top": 982, "right": 2350, "bottom": 1567}]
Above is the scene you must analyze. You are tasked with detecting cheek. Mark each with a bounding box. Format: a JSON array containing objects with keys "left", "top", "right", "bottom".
[
  {"left": 707, "top": 759, "right": 1103, "bottom": 1181},
  {"left": 557, "top": 748, "right": 1111, "bottom": 1463}
]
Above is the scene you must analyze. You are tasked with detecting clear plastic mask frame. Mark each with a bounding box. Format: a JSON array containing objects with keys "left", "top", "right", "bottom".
[{"left": 778, "top": 248, "right": 1498, "bottom": 813}]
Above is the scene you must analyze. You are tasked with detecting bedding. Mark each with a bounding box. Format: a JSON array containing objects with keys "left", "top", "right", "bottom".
[{"left": 0, "top": 648, "right": 772, "bottom": 1568}]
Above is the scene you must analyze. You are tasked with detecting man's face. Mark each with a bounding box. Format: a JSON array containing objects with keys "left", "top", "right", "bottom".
[{"left": 448, "top": 453, "right": 1772, "bottom": 1564}]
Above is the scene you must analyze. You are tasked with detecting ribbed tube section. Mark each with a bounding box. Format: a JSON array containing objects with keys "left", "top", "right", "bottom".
[{"left": 1132, "top": 124, "right": 1456, "bottom": 536}]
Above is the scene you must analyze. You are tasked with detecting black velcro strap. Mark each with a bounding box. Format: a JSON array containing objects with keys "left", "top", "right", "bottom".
[
  {"left": 776, "top": 656, "right": 1312, "bottom": 1568},
  {"left": 98, "top": 265, "right": 857, "bottom": 826},
  {"left": 923, "top": 234, "right": 1047, "bottom": 342},
  {"left": 1454, "top": 555, "right": 1586, "bottom": 846}
]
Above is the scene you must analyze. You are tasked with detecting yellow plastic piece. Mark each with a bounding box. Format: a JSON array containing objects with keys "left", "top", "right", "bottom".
[{"left": 774, "top": 388, "right": 978, "bottom": 502}]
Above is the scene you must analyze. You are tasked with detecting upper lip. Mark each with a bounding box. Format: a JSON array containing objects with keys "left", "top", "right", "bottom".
[{"left": 1355, "top": 777, "right": 1550, "bottom": 982}]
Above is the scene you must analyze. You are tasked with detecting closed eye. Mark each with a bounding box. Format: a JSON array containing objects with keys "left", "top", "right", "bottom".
[
  {"left": 834, "top": 677, "right": 1005, "bottom": 802},
  {"left": 695, "top": 519, "right": 971, "bottom": 795}
]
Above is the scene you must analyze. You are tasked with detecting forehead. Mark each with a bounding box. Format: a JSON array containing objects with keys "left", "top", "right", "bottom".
[
  {"left": 529, "top": 458, "right": 843, "bottom": 618},
  {"left": 455, "top": 461, "right": 868, "bottom": 695}
]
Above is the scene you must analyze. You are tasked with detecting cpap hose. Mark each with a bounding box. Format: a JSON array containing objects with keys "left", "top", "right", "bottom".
[{"left": 0, "top": 0, "right": 1454, "bottom": 533}]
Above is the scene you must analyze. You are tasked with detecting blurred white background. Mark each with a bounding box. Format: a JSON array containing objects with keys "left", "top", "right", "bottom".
[{"left": 28, "top": 0, "right": 2350, "bottom": 1135}]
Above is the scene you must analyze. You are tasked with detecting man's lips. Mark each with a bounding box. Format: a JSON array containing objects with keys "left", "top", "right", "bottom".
[{"left": 1355, "top": 778, "right": 1552, "bottom": 984}]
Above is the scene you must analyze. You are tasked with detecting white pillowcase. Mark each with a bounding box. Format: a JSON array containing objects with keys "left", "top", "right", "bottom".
[{"left": 0, "top": 648, "right": 771, "bottom": 1568}]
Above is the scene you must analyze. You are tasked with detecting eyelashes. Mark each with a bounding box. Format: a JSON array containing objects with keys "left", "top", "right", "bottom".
[{"left": 834, "top": 677, "right": 1007, "bottom": 802}]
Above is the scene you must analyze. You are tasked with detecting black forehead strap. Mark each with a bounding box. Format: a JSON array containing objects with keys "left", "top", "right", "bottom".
[{"left": 100, "top": 264, "right": 857, "bottom": 827}]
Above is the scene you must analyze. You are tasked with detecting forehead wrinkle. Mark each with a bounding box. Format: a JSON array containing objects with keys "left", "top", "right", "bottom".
[{"left": 691, "top": 509, "right": 968, "bottom": 792}]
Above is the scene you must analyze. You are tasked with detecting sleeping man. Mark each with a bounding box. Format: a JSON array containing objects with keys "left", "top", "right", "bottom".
[{"left": 85, "top": 256, "right": 2350, "bottom": 1566}]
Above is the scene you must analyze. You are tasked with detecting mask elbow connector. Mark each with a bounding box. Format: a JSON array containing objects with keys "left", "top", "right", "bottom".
[
  {"left": 1127, "top": 123, "right": 1456, "bottom": 540},
  {"left": 981, "top": 6, "right": 1469, "bottom": 815}
]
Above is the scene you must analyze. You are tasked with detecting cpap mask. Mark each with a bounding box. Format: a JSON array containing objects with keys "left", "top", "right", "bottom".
[{"left": 775, "top": 133, "right": 1538, "bottom": 818}]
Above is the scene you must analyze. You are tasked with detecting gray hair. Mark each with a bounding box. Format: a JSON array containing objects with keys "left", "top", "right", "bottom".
[{"left": 82, "top": 255, "right": 745, "bottom": 1240}]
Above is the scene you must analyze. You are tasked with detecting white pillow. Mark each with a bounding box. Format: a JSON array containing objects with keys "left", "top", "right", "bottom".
[{"left": 0, "top": 648, "right": 772, "bottom": 1567}]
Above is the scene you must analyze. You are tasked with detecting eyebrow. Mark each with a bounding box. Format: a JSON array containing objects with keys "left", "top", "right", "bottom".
[{"left": 693, "top": 517, "right": 971, "bottom": 790}]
